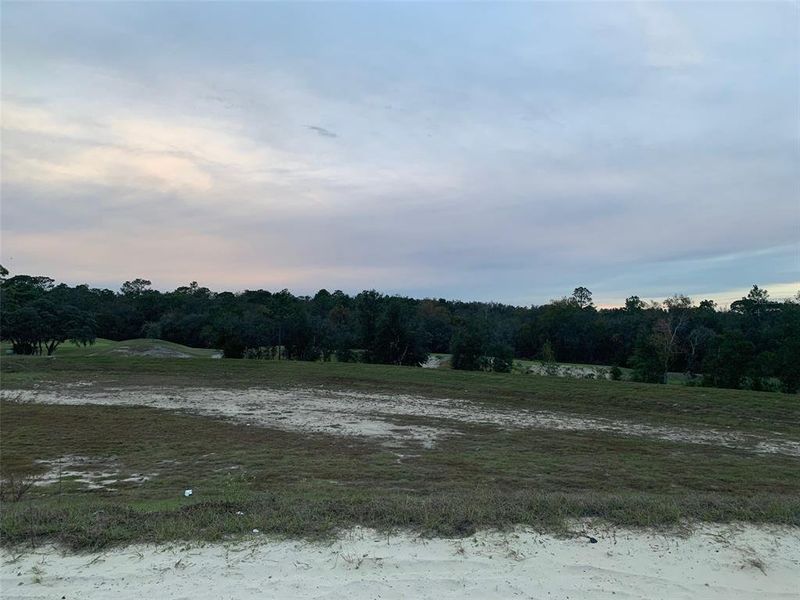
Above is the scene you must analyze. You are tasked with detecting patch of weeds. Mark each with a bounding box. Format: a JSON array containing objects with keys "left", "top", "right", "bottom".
[
  {"left": 743, "top": 556, "right": 767, "bottom": 576},
  {"left": 1, "top": 399, "right": 799, "bottom": 550},
  {"left": 221, "top": 472, "right": 255, "bottom": 505},
  {"left": 30, "top": 564, "right": 44, "bottom": 584},
  {"left": 0, "top": 473, "right": 39, "bottom": 503}
]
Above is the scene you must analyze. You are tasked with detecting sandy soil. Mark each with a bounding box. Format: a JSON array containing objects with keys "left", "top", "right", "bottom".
[
  {"left": 107, "top": 346, "right": 192, "bottom": 358},
  {"left": 420, "top": 355, "right": 446, "bottom": 369},
  {"left": 29, "top": 455, "right": 156, "bottom": 491},
  {"left": 2, "top": 524, "right": 798, "bottom": 599},
  {"left": 526, "top": 362, "right": 612, "bottom": 379},
  {"left": 3, "top": 386, "right": 799, "bottom": 457}
]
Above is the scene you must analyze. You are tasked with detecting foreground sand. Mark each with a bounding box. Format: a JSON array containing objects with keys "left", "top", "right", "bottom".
[{"left": 2, "top": 524, "right": 798, "bottom": 599}]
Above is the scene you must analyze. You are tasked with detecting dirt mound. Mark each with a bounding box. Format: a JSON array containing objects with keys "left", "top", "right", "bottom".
[{"left": 109, "top": 346, "right": 192, "bottom": 358}]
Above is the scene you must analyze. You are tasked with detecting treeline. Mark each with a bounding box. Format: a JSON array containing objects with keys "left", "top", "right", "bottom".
[{"left": 0, "top": 266, "right": 798, "bottom": 393}]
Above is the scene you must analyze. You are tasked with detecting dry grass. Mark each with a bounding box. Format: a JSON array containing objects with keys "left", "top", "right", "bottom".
[
  {"left": 2, "top": 397, "right": 798, "bottom": 550},
  {"left": 3, "top": 356, "right": 799, "bottom": 434}
]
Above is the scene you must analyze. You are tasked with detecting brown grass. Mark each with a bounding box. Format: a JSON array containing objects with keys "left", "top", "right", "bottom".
[{"left": 2, "top": 398, "right": 798, "bottom": 550}]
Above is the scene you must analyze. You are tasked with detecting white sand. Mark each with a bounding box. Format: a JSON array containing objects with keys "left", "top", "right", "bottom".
[
  {"left": 4, "top": 386, "right": 798, "bottom": 456},
  {"left": 26, "top": 455, "right": 157, "bottom": 491},
  {"left": 526, "top": 362, "right": 611, "bottom": 379},
  {"left": 2, "top": 525, "right": 798, "bottom": 599}
]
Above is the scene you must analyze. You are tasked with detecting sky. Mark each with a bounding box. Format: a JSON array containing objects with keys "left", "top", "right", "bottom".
[{"left": 1, "top": 1, "right": 798, "bottom": 307}]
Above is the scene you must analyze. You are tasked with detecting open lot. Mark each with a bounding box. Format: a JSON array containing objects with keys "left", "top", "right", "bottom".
[
  {"left": 1, "top": 356, "right": 799, "bottom": 597},
  {"left": 2, "top": 356, "right": 799, "bottom": 543}
]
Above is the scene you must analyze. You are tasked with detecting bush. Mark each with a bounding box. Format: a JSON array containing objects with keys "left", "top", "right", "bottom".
[
  {"left": 630, "top": 335, "right": 664, "bottom": 384},
  {"left": 335, "top": 347, "right": 355, "bottom": 363},
  {"left": 487, "top": 343, "right": 514, "bottom": 373},
  {"left": 222, "top": 337, "right": 246, "bottom": 359},
  {"left": 450, "top": 324, "right": 485, "bottom": 371},
  {"left": 539, "top": 340, "right": 556, "bottom": 363},
  {"left": 702, "top": 332, "right": 754, "bottom": 389}
]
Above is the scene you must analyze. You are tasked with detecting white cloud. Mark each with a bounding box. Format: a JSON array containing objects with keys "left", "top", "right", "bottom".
[
  {"left": 699, "top": 282, "right": 800, "bottom": 308},
  {"left": 633, "top": 2, "right": 704, "bottom": 68},
  {"left": 7, "top": 146, "right": 213, "bottom": 193},
  {"left": 1, "top": 2, "right": 795, "bottom": 301},
  {"left": 2, "top": 100, "right": 90, "bottom": 138},
  {"left": 2, "top": 101, "right": 459, "bottom": 212}
]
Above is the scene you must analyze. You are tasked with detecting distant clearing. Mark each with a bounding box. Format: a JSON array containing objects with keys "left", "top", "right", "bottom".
[{"left": 3, "top": 338, "right": 221, "bottom": 359}]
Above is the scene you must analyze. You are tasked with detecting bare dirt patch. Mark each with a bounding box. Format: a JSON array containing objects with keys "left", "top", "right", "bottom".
[
  {"left": 22, "top": 455, "right": 157, "bottom": 491},
  {"left": 108, "top": 346, "right": 192, "bottom": 358},
  {"left": 4, "top": 387, "right": 799, "bottom": 457},
  {"left": 526, "top": 362, "right": 612, "bottom": 379}
]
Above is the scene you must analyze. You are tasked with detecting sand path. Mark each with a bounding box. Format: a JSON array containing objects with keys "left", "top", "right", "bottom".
[{"left": 2, "top": 525, "right": 798, "bottom": 599}]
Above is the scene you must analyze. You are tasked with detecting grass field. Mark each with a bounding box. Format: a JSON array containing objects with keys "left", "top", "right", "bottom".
[
  {"left": 1, "top": 356, "right": 799, "bottom": 550},
  {"left": 3, "top": 355, "right": 797, "bottom": 432},
  {"left": 2, "top": 338, "right": 220, "bottom": 359}
]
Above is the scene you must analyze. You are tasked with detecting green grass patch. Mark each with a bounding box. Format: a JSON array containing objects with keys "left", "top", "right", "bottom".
[
  {"left": 1, "top": 400, "right": 798, "bottom": 550},
  {"left": 2, "top": 356, "right": 798, "bottom": 434}
]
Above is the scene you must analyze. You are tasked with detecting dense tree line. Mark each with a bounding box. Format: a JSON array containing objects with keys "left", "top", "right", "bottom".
[{"left": 1, "top": 266, "right": 798, "bottom": 393}]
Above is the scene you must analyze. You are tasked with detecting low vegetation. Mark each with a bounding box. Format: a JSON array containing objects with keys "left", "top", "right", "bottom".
[
  {"left": 1, "top": 358, "right": 798, "bottom": 550},
  {"left": 2, "top": 269, "right": 797, "bottom": 550},
  {"left": 0, "top": 337, "right": 221, "bottom": 359},
  {"left": 2, "top": 400, "right": 799, "bottom": 550},
  {"left": 3, "top": 357, "right": 799, "bottom": 433}
]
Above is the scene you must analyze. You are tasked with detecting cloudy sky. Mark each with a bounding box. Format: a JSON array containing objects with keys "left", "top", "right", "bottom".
[{"left": 1, "top": 1, "right": 798, "bottom": 306}]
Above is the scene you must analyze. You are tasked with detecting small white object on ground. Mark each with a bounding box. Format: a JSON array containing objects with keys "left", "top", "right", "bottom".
[
  {"left": 184, "top": 489, "right": 192, "bottom": 497},
  {"left": 252, "top": 529, "right": 259, "bottom": 533}
]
